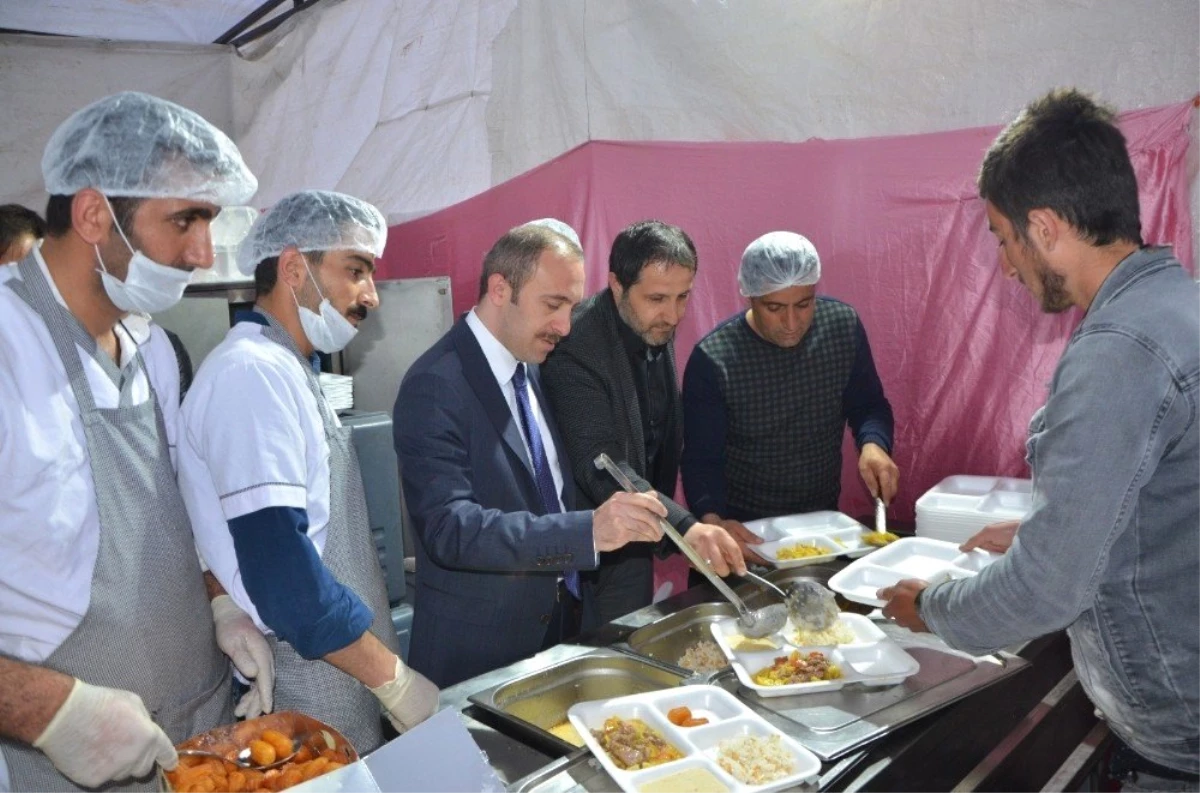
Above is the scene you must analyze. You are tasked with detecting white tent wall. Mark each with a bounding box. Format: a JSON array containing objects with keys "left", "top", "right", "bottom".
[
  {"left": 0, "top": 35, "right": 234, "bottom": 213},
  {"left": 228, "top": 0, "right": 1199, "bottom": 231},
  {"left": 0, "top": 1, "right": 1195, "bottom": 233},
  {"left": 231, "top": 0, "right": 524, "bottom": 223}
]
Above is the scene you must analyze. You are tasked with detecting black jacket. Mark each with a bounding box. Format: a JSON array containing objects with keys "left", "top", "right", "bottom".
[{"left": 541, "top": 289, "right": 695, "bottom": 531}]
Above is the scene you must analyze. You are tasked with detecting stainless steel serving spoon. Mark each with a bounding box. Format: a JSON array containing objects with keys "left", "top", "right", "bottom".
[
  {"left": 594, "top": 453, "right": 786, "bottom": 638},
  {"left": 177, "top": 738, "right": 300, "bottom": 771}
]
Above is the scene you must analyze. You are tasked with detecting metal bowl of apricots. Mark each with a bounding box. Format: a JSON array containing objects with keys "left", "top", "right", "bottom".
[{"left": 161, "top": 711, "right": 357, "bottom": 792}]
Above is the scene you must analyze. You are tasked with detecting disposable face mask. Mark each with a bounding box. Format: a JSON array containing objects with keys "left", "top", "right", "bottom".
[
  {"left": 94, "top": 196, "right": 193, "bottom": 314},
  {"left": 291, "top": 254, "right": 358, "bottom": 353}
]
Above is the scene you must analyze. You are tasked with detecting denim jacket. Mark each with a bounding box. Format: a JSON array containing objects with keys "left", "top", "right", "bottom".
[{"left": 921, "top": 247, "right": 1199, "bottom": 773}]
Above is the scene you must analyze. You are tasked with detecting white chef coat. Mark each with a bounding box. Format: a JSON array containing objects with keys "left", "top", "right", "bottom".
[
  {"left": 464, "top": 309, "right": 567, "bottom": 509},
  {"left": 176, "top": 319, "right": 336, "bottom": 633},
  {"left": 0, "top": 249, "right": 182, "bottom": 663},
  {"left": 0, "top": 248, "right": 183, "bottom": 793}
]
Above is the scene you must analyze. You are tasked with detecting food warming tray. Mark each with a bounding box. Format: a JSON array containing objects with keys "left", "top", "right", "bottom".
[{"left": 468, "top": 648, "right": 690, "bottom": 755}]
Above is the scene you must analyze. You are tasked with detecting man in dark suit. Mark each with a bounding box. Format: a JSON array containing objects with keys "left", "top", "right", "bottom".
[
  {"left": 393, "top": 224, "right": 668, "bottom": 688},
  {"left": 541, "top": 220, "right": 753, "bottom": 625}
]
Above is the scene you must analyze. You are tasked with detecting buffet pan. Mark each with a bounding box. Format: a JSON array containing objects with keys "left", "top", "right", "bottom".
[{"left": 468, "top": 648, "right": 689, "bottom": 754}]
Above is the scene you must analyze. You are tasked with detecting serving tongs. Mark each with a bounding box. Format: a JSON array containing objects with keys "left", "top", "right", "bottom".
[{"left": 594, "top": 453, "right": 786, "bottom": 638}]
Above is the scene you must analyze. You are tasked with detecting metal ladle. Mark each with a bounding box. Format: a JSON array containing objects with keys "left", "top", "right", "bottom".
[
  {"left": 785, "top": 579, "right": 840, "bottom": 632},
  {"left": 594, "top": 453, "right": 786, "bottom": 638},
  {"left": 741, "top": 569, "right": 789, "bottom": 601}
]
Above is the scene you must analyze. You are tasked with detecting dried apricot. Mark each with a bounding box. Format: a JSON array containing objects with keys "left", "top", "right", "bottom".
[{"left": 666, "top": 706, "right": 692, "bottom": 725}]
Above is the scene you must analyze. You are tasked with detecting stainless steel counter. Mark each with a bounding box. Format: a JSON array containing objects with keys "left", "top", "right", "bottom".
[{"left": 441, "top": 564, "right": 1106, "bottom": 791}]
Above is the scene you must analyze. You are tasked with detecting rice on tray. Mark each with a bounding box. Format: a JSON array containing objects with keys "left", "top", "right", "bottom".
[
  {"left": 716, "top": 734, "right": 795, "bottom": 784},
  {"left": 792, "top": 618, "right": 856, "bottom": 646},
  {"left": 678, "top": 639, "right": 729, "bottom": 672}
]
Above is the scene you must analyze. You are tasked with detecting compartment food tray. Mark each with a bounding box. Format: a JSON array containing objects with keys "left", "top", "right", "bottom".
[
  {"left": 743, "top": 511, "right": 875, "bottom": 564},
  {"left": 827, "top": 537, "right": 1000, "bottom": 607},
  {"left": 708, "top": 613, "right": 919, "bottom": 698},
  {"left": 568, "top": 685, "right": 821, "bottom": 793}
]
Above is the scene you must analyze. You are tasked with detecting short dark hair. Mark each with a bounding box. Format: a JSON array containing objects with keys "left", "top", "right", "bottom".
[
  {"left": 0, "top": 204, "right": 46, "bottom": 252},
  {"left": 253, "top": 249, "right": 323, "bottom": 297},
  {"left": 978, "top": 88, "right": 1142, "bottom": 247},
  {"left": 44, "top": 193, "right": 144, "bottom": 239},
  {"left": 608, "top": 220, "right": 697, "bottom": 291},
  {"left": 478, "top": 225, "right": 582, "bottom": 301}
]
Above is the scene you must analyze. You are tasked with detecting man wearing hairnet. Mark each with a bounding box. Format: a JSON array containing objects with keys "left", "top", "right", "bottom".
[
  {"left": 0, "top": 91, "right": 269, "bottom": 791},
  {"left": 177, "top": 190, "right": 439, "bottom": 754},
  {"left": 681, "top": 232, "right": 898, "bottom": 547}
]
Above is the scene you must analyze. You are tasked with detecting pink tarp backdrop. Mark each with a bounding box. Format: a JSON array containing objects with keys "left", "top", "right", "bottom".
[{"left": 379, "top": 101, "right": 1195, "bottom": 600}]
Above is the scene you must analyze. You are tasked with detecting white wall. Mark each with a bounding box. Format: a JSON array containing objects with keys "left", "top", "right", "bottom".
[{"left": 0, "top": 35, "right": 233, "bottom": 212}]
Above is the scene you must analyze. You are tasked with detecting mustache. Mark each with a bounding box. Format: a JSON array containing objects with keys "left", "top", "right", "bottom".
[
  {"left": 538, "top": 332, "right": 563, "bottom": 345},
  {"left": 348, "top": 305, "right": 368, "bottom": 321}
]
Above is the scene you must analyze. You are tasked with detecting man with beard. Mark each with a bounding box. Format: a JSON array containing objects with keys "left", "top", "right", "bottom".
[
  {"left": 681, "top": 232, "right": 897, "bottom": 536},
  {"left": 542, "top": 220, "right": 747, "bottom": 624},
  {"left": 177, "top": 190, "right": 438, "bottom": 752},
  {"left": 880, "top": 89, "right": 1198, "bottom": 790},
  {"left": 0, "top": 91, "right": 267, "bottom": 791},
  {"left": 394, "top": 223, "right": 668, "bottom": 687}
]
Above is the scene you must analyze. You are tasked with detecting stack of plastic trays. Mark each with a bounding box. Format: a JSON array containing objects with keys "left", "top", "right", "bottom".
[{"left": 914, "top": 475, "right": 1032, "bottom": 545}]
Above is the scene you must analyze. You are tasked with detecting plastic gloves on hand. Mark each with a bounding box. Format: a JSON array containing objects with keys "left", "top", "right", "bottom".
[
  {"left": 211, "top": 594, "right": 275, "bottom": 718},
  {"left": 368, "top": 656, "right": 439, "bottom": 734},
  {"left": 34, "top": 678, "right": 176, "bottom": 787}
]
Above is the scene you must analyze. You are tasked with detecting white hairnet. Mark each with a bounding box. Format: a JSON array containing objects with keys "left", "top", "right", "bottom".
[
  {"left": 738, "top": 231, "right": 821, "bottom": 297},
  {"left": 236, "top": 190, "right": 388, "bottom": 276},
  {"left": 524, "top": 217, "right": 581, "bottom": 249},
  {"left": 42, "top": 91, "right": 256, "bottom": 206}
]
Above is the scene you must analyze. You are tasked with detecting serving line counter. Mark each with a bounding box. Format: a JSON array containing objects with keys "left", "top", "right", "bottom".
[{"left": 439, "top": 560, "right": 1110, "bottom": 792}]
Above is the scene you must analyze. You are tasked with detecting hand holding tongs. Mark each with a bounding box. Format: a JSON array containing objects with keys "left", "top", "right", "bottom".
[{"left": 593, "top": 453, "right": 785, "bottom": 637}]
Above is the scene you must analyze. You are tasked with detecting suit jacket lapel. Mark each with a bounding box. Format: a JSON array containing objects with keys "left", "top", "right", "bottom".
[
  {"left": 451, "top": 321, "right": 539, "bottom": 490},
  {"left": 598, "top": 291, "right": 647, "bottom": 470}
]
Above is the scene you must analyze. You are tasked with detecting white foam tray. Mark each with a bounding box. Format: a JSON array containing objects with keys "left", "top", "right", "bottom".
[
  {"left": 827, "top": 537, "right": 1001, "bottom": 608},
  {"left": 743, "top": 511, "right": 876, "bottom": 564},
  {"left": 568, "top": 685, "right": 821, "bottom": 793},
  {"left": 707, "top": 613, "right": 919, "bottom": 698},
  {"left": 914, "top": 476, "right": 1031, "bottom": 543}
]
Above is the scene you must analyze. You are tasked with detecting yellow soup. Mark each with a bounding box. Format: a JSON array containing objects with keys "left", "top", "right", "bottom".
[
  {"left": 548, "top": 721, "right": 584, "bottom": 747},
  {"left": 640, "top": 767, "right": 730, "bottom": 793}
]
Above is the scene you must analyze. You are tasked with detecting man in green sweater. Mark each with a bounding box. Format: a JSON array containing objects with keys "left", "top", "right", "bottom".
[{"left": 681, "top": 231, "right": 897, "bottom": 556}]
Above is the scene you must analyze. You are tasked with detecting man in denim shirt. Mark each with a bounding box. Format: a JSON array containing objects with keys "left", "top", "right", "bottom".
[{"left": 880, "top": 88, "right": 1199, "bottom": 789}]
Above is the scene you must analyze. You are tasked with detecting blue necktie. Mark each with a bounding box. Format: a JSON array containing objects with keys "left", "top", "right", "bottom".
[{"left": 512, "top": 363, "right": 581, "bottom": 599}]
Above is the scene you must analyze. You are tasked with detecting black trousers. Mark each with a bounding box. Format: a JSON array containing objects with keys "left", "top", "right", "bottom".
[
  {"left": 540, "top": 581, "right": 584, "bottom": 650},
  {"left": 1108, "top": 737, "right": 1200, "bottom": 786}
]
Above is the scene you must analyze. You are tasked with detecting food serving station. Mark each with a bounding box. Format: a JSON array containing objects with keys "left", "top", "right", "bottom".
[{"left": 433, "top": 556, "right": 1108, "bottom": 792}]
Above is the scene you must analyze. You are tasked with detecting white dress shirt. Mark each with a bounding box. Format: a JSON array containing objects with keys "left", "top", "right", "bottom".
[
  {"left": 0, "top": 248, "right": 181, "bottom": 663},
  {"left": 465, "top": 309, "right": 567, "bottom": 510},
  {"left": 176, "top": 320, "right": 337, "bottom": 632}
]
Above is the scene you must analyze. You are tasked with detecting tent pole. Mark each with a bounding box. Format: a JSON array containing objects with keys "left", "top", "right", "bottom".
[
  {"left": 223, "top": 0, "right": 325, "bottom": 48},
  {"left": 214, "top": 0, "right": 291, "bottom": 45}
]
